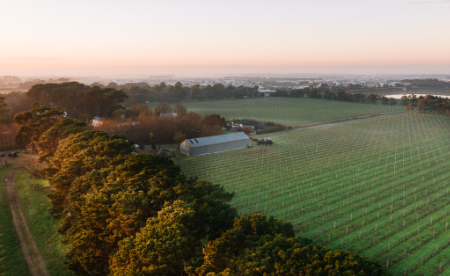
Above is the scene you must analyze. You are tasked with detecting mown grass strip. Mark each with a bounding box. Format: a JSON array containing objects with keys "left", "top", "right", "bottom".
[
  {"left": 0, "top": 165, "right": 30, "bottom": 276},
  {"left": 15, "top": 171, "right": 73, "bottom": 276}
]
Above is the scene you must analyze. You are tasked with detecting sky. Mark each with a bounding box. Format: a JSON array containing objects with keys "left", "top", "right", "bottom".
[{"left": 1, "top": 0, "right": 450, "bottom": 77}]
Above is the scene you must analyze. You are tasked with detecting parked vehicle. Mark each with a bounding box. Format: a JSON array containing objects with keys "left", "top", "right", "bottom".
[{"left": 0, "top": 152, "right": 4, "bottom": 157}]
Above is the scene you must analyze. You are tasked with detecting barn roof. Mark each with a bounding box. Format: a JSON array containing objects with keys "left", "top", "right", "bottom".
[{"left": 184, "top": 132, "right": 249, "bottom": 148}]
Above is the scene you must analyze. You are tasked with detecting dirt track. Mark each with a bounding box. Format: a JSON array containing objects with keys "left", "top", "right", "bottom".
[{"left": 4, "top": 167, "right": 50, "bottom": 276}]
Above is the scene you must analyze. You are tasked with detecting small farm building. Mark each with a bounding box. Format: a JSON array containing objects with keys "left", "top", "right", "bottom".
[{"left": 179, "top": 132, "right": 249, "bottom": 156}]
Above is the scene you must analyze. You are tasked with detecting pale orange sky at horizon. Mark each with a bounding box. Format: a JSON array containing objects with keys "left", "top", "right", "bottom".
[{"left": 1, "top": 0, "right": 450, "bottom": 76}]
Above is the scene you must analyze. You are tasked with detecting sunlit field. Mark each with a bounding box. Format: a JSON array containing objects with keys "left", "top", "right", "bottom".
[
  {"left": 150, "top": 97, "right": 405, "bottom": 127},
  {"left": 176, "top": 113, "right": 450, "bottom": 275}
]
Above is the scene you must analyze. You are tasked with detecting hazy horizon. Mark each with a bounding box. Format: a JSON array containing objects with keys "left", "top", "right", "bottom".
[{"left": 1, "top": 0, "right": 450, "bottom": 76}]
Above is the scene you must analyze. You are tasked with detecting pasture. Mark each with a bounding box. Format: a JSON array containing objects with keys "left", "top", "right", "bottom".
[
  {"left": 176, "top": 112, "right": 450, "bottom": 275},
  {"left": 150, "top": 97, "right": 404, "bottom": 127}
]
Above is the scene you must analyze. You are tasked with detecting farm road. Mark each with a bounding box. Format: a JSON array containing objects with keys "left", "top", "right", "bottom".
[{"left": 4, "top": 167, "right": 50, "bottom": 276}]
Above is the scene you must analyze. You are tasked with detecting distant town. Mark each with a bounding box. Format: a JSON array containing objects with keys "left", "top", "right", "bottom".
[{"left": 1, "top": 74, "right": 450, "bottom": 93}]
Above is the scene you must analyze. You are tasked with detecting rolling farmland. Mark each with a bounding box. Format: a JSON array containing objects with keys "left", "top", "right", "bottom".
[
  {"left": 150, "top": 97, "right": 404, "bottom": 127},
  {"left": 176, "top": 112, "right": 450, "bottom": 275}
]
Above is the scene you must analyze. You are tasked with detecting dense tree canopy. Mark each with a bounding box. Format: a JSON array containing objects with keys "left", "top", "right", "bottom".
[
  {"left": 118, "top": 82, "right": 261, "bottom": 104},
  {"left": 27, "top": 82, "right": 128, "bottom": 120},
  {"left": 36, "top": 118, "right": 86, "bottom": 162},
  {"left": 13, "top": 106, "right": 64, "bottom": 151},
  {"left": 45, "top": 131, "right": 135, "bottom": 218},
  {"left": 0, "top": 96, "right": 9, "bottom": 123},
  {"left": 50, "top": 151, "right": 236, "bottom": 275}
]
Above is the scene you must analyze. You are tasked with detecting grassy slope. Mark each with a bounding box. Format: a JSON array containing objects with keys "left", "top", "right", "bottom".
[
  {"left": 149, "top": 97, "right": 404, "bottom": 127},
  {"left": 15, "top": 171, "right": 73, "bottom": 276},
  {"left": 0, "top": 164, "right": 30, "bottom": 276}
]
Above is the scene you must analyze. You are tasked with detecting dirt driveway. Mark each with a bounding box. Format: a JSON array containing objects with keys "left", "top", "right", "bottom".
[{"left": 4, "top": 167, "right": 50, "bottom": 276}]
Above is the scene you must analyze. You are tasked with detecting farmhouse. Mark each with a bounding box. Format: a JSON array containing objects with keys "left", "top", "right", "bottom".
[{"left": 179, "top": 132, "right": 249, "bottom": 156}]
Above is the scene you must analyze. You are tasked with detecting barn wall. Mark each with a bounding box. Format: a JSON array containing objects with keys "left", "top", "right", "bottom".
[
  {"left": 180, "top": 141, "right": 191, "bottom": 156},
  {"left": 191, "top": 139, "right": 249, "bottom": 156}
]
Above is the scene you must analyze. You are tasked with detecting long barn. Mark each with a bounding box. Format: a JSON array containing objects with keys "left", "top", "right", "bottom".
[{"left": 179, "top": 132, "right": 249, "bottom": 156}]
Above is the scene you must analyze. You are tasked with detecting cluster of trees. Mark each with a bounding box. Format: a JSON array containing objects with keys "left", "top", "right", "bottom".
[
  {"left": 271, "top": 88, "right": 399, "bottom": 105},
  {"left": 0, "top": 92, "right": 33, "bottom": 124},
  {"left": 402, "top": 94, "right": 450, "bottom": 113},
  {"left": 96, "top": 103, "right": 225, "bottom": 144},
  {"left": 26, "top": 82, "right": 128, "bottom": 121},
  {"left": 117, "top": 82, "right": 263, "bottom": 104},
  {"left": 0, "top": 122, "right": 19, "bottom": 150}
]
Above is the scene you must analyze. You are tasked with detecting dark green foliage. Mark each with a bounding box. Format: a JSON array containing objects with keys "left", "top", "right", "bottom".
[
  {"left": 111, "top": 201, "right": 201, "bottom": 276},
  {"left": 45, "top": 131, "right": 135, "bottom": 219},
  {"left": 14, "top": 107, "right": 64, "bottom": 150},
  {"left": 0, "top": 96, "right": 9, "bottom": 123},
  {"left": 27, "top": 82, "right": 128, "bottom": 120},
  {"left": 195, "top": 214, "right": 390, "bottom": 276},
  {"left": 48, "top": 148, "right": 235, "bottom": 275},
  {"left": 36, "top": 118, "right": 86, "bottom": 163}
]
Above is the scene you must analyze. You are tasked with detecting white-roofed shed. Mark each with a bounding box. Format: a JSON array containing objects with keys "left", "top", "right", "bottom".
[{"left": 179, "top": 132, "right": 249, "bottom": 156}]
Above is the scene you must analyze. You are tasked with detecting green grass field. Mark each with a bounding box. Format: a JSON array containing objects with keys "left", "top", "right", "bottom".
[
  {"left": 175, "top": 112, "right": 450, "bottom": 275},
  {"left": 149, "top": 97, "right": 405, "bottom": 127},
  {"left": 0, "top": 164, "right": 30, "bottom": 276},
  {"left": 15, "top": 171, "right": 73, "bottom": 276}
]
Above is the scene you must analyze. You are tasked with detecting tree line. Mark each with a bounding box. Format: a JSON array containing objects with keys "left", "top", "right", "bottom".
[
  {"left": 270, "top": 88, "right": 401, "bottom": 105},
  {"left": 115, "top": 81, "right": 263, "bottom": 104},
  {"left": 401, "top": 78, "right": 450, "bottom": 89},
  {"left": 0, "top": 82, "right": 261, "bottom": 124},
  {"left": 401, "top": 94, "right": 450, "bottom": 113},
  {"left": 8, "top": 104, "right": 391, "bottom": 275}
]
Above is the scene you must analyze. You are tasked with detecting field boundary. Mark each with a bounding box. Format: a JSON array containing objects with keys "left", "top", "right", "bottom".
[
  {"left": 292, "top": 111, "right": 408, "bottom": 131},
  {"left": 251, "top": 111, "right": 408, "bottom": 137},
  {"left": 4, "top": 168, "right": 50, "bottom": 276}
]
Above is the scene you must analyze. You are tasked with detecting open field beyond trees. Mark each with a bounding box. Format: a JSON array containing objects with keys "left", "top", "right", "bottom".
[
  {"left": 149, "top": 97, "right": 405, "bottom": 127},
  {"left": 176, "top": 112, "right": 450, "bottom": 275}
]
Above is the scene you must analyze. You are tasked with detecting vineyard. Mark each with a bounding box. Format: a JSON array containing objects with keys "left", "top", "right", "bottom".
[
  {"left": 176, "top": 112, "right": 450, "bottom": 275},
  {"left": 150, "top": 97, "right": 404, "bottom": 127}
]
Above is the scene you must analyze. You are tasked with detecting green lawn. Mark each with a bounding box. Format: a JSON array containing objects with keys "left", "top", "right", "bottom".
[
  {"left": 175, "top": 112, "right": 450, "bottom": 275},
  {"left": 0, "top": 164, "right": 30, "bottom": 276},
  {"left": 150, "top": 97, "right": 405, "bottom": 127},
  {"left": 15, "top": 171, "right": 73, "bottom": 276}
]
